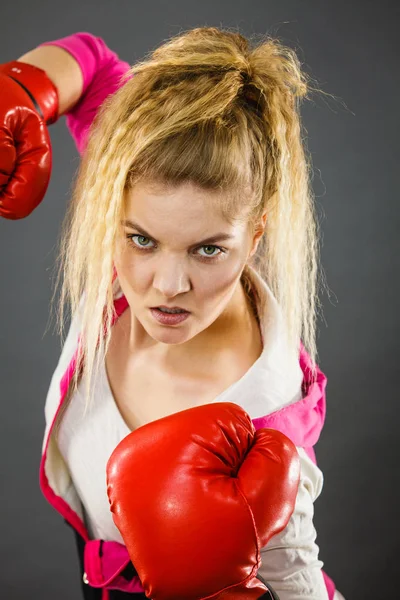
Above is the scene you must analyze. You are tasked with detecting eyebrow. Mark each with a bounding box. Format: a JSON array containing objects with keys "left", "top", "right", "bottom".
[{"left": 121, "top": 219, "right": 235, "bottom": 246}]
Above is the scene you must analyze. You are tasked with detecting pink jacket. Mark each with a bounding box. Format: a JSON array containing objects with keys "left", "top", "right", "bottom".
[{"left": 38, "top": 32, "right": 337, "bottom": 600}]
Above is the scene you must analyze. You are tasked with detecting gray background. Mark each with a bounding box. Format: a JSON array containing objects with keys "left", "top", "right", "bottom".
[{"left": 1, "top": 1, "right": 398, "bottom": 598}]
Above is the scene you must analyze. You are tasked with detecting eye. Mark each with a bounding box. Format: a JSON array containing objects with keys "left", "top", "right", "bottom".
[
  {"left": 197, "top": 245, "right": 223, "bottom": 258},
  {"left": 127, "top": 235, "right": 155, "bottom": 249}
]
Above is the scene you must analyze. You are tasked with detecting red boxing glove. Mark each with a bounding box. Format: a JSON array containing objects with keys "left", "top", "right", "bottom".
[
  {"left": 0, "top": 61, "right": 59, "bottom": 219},
  {"left": 106, "top": 402, "right": 300, "bottom": 600}
]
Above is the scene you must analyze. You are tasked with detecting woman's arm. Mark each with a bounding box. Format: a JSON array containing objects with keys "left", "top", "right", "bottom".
[
  {"left": 38, "top": 33, "right": 131, "bottom": 154},
  {"left": 17, "top": 44, "right": 84, "bottom": 116},
  {"left": 258, "top": 448, "right": 329, "bottom": 600},
  {"left": 18, "top": 33, "right": 131, "bottom": 154}
]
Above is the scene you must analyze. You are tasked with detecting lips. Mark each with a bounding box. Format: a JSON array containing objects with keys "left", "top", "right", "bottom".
[{"left": 150, "top": 308, "right": 191, "bottom": 325}]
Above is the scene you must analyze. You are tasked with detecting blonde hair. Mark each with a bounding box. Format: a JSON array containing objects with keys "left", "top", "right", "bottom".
[{"left": 51, "top": 26, "right": 329, "bottom": 422}]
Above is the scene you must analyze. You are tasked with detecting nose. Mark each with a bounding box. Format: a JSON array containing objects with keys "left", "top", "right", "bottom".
[{"left": 152, "top": 255, "right": 191, "bottom": 298}]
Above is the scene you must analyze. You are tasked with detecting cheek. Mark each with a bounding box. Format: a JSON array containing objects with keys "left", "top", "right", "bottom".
[
  {"left": 195, "top": 261, "right": 243, "bottom": 303},
  {"left": 113, "top": 252, "right": 150, "bottom": 294}
]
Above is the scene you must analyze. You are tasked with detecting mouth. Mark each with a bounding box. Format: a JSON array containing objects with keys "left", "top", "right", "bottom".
[
  {"left": 150, "top": 307, "right": 191, "bottom": 325},
  {"left": 152, "top": 305, "right": 190, "bottom": 314}
]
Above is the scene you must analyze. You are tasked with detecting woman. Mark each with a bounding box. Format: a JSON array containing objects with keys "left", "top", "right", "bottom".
[{"left": 1, "top": 27, "right": 344, "bottom": 599}]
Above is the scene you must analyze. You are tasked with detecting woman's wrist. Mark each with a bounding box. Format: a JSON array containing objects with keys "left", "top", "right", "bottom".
[{"left": 17, "top": 44, "right": 84, "bottom": 116}]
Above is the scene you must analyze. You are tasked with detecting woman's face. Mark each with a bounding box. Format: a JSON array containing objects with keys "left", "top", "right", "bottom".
[{"left": 113, "top": 180, "right": 264, "bottom": 348}]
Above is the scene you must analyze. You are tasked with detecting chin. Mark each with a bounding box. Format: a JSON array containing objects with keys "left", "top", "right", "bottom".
[
  {"left": 149, "top": 326, "right": 194, "bottom": 345},
  {"left": 139, "top": 313, "right": 193, "bottom": 345}
]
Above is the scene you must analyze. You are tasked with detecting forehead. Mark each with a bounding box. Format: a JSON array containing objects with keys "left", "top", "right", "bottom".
[{"left": 124, "top": 180, "right": 246, "bottom": 232}]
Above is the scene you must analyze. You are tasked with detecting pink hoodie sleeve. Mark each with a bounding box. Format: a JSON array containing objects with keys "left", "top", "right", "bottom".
[{"left": 39, "top": 32, "right": 131, "bottom": 154}]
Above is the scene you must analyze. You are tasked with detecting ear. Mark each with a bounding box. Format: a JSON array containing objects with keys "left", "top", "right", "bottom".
[
  {"left": 112, "top": 262, "right": 118, "bottom": 283},
  {"left": 249, "top": 211, "right": 267, "bottom": 258}
]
